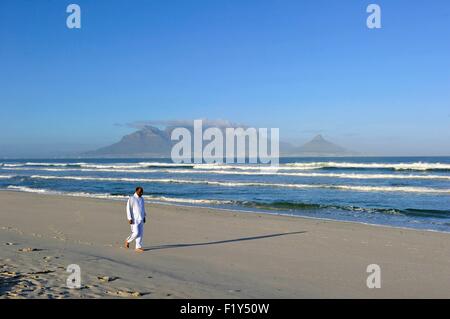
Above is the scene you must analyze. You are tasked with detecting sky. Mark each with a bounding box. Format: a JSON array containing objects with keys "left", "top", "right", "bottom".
[{"left": 0, "top": 0, "right": 449, "bottom": 157}]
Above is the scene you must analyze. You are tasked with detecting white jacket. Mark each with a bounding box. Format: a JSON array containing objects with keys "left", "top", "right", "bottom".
[{"left": 126, "top": 193, "right": 146, "bottom": 223}]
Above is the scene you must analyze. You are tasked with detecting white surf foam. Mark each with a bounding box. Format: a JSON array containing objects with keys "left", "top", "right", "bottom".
[
  {"left": 7, "top": 185, "right": 55, "bottom": 194},
  {"left": 284, "top": 161, "right": 450, "bottom": 171},
  {"left": 194, "top": 162, "right": 450, "bottom": 171},
  {"left": 78, "top": 162, "right": 194, "bottom": 169},
  {"left": 2, "top": 161, "right": 194, "bottom": 169},
  {"left": 6, "top": 185, "right": 129, "bottom": 199},
  {"left": 24, "top": 162, "right": 86, "bottom": 167},
  {"left": 147, "top": 196, "right": 233, "bottom": 205},
  {"left": 5, "top": 161, "right": 450, "bottom": 171},
  {"left": 28, "top": 175, "right": 450, "bottom": 194},
  {"left": 4, "top": 185, "right": 232, "bottom": 205},
  {"left": 5, "top": 166, "right": 450, "bottom": 181}
]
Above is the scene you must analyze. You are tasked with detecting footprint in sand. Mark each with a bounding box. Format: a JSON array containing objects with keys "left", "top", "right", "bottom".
[
  {"left": 228, "top": 289, "right": 242, "bottom": 293},
  {"left": 18, "top": 248, "right": 40, "bottom": 252},
  {"left": 29, "top": 270, "right": 55, "bottom": 275},
  {"left": 97, "top": 276, "right": 119, "bottom": 282},
  {"left": 107, "top": 289, "right": 142, "bottom": 297},
  {"left": 0, "top": 271, "right": 18, "bottom": 277}
]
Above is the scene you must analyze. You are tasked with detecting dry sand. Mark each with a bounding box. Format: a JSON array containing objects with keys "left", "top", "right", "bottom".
[{"left": 1, "top": 190, "right": 449, "bottom": 298}]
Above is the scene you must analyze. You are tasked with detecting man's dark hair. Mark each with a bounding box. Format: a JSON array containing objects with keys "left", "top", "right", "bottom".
[{"left": 135, "top": 186, "right": 143, "bottom": 193}]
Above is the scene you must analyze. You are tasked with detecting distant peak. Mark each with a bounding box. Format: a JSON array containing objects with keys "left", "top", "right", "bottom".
[
  {"left": 141, "top": 125, "right": 160, "bottom": 132},
  {"left": 312, "top": 134, "right": 325, "bottom": 142}
]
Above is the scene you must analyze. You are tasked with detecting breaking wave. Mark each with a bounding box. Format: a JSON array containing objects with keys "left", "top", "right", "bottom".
[
  {"left": 284, "top": 161, "right": 450, "bottom": 171},
  {"left": 5, "top": 185, "right": 449, "bottom": 219},
  {"left": 3, "top": 161, "right": 450, "bottom": 172},
  {"left": 1, "top": 162, "right": 194, "bottom": 169},
  {"left": 28, "top": 175, "right": 450, "bottom": 194},
  {"left": 3, "top": 167, "right": 450, "bottom": 181},
  {"left": 4, "top": 186, "right": 231, "bottom": 205},
  {"left": 240, "top": 201, "right": 450, "bottom": 218}
]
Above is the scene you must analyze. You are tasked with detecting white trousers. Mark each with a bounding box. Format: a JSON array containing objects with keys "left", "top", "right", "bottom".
[{"left": 126, "top": 222, "right": 144, "bottom": 249}]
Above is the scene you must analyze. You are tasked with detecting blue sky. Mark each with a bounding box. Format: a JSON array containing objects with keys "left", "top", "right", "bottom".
[{"left": 1, "top": 0, "right": 449, "bottom": 157}]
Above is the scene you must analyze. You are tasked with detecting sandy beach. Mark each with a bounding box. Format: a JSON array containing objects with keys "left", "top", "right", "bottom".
[{"left": 1, "top": 190, "right": 449, "bottom": 299}]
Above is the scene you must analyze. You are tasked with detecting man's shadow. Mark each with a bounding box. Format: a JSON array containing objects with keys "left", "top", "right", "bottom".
[{"left": 144, "top": 231, "right": 306, "bottom": 251}]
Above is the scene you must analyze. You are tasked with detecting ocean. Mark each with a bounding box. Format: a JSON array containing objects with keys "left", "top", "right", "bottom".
[{"left": 1, "top": 157, "right": 450, "bottom": 232}]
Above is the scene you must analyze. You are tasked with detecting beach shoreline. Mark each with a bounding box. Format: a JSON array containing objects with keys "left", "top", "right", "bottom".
[
  {"left": 3, "top": 188, "right": 449, "bottom": 235},
  {"left": 1, "top": 190, "right": 450, "bottom": 298},
  {"left": 2, "top": 156, "right": 450, "bottom": 233}
]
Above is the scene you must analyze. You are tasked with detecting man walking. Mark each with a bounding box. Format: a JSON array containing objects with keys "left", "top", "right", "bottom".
[{"left": 125, "top": 186, "right": 146, "bottom": 252}]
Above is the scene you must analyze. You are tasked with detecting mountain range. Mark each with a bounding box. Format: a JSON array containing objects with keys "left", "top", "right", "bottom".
[{"left": 84, "top": 125, "right": 356, "bottom": 157}]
